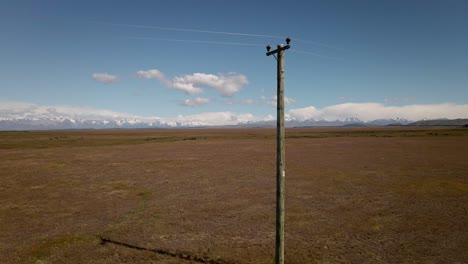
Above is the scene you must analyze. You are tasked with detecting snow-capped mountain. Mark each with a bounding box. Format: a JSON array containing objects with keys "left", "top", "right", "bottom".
[
  {"left": 0, "top": 116, "right": 415, "bottom": 130},
  {"left": 2, "top": 101, "right": 466, "bottom": 130}
]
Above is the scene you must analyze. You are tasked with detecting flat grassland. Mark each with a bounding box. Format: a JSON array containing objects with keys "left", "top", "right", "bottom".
[{"left": 1, "top": 127, "right": 467, "bottom": 263}]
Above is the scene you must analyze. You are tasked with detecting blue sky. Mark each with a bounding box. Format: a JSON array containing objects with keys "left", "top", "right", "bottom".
[{"left": 1, "top": 0, "right": 467, "bottom": 124}]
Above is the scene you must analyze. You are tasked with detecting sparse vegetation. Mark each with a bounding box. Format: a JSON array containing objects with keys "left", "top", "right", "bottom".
[
  {"left": 1, "top": 127, "right": 467, "bottom": 150},
  {"left": 1, "top": 127, "right": 467, "bottom": 263}
]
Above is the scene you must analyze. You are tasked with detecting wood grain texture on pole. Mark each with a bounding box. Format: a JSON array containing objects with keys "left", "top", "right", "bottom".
[
  {"left": 275, "top": 45, "right": 285, "bottom": 264},
  {"left": 266, "top": 40, "right": 289, "bottom": 264}
]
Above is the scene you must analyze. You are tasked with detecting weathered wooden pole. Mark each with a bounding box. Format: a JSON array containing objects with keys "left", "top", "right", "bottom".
[{"left": 266, "top": 38, "right": 290, "bottom": 264}]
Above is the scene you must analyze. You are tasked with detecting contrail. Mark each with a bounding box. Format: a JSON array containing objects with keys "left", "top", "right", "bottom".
[
  {"left": 291, "top": 49, "right": 343, "bottom": 61},
  {"left": 99, "top": 22, "right": 337, "bottom": 49},
  {"left": 103, "top": 22, "right": 283, "bottom": 39},
  {"left": 126, "top": 36, "right": 264, "bottom": 47},
  {"left": 294, "top": 38, "right": 342, "bottom": 50}
]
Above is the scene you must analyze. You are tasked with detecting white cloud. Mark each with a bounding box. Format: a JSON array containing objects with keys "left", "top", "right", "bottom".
[
  {"left": 285, "top": 97, "right": 297, "bottom": 106},
  {"left": 175, "top": 73, "right": 248, "bottom": 97},
  {"left": 0, "top": 101, "right": 137, "bottom": 121},
  {"left": 92, "top": 73, "right": 118, "bottom": 83},
  {"left": 171, "top": 78, "right": 204, "bottom": 95},
  {"left": 136, "top": 69, "right": 172, "bottom": 87},
  {"left": 264, "top": 95, "right": 296, "bottom": 107},
  {"left": 136, "top": 69, "right": 165, "bottom": 80},
  {"left": 136, "top": 69, "right": 248, "bottom": 96},
  {"left": 224, "top": 98, "right": 255, "bottom": 105},
  {"left": 181, "top": 97, "right": 210, "bottom": 107},
  {"left": 0, "top": 101, "right": 263, "bottom": 127},
  {"left": 288, "top": 102, "right": 468, "bottom": 122},
  {"left": 2, "top": 101, "right": 468, "bottom": 129}
]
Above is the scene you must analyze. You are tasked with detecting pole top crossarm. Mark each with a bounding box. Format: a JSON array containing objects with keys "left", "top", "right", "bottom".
[
  {"left": 266, "top": 45, "right": 290, "bottom": 56},
  {"left": 266, "top": 38, "right": 291, "bottom": 56}
]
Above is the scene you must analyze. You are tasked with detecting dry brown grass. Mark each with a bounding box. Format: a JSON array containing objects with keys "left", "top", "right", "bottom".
[{"left": 0, "top": 127, "right": 467, "bottom": 263}]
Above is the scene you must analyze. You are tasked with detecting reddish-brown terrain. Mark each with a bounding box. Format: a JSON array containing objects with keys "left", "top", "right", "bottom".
[{"left": 1, "top": 127, "right": 467, "bottom": 263}]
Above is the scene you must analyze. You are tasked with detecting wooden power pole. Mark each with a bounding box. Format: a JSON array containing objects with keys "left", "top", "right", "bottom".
[{"left": 266, "top": 37, "right": 290, "bottom": 264}]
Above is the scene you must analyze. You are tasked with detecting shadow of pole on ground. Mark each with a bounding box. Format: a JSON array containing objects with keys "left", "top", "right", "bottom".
[{"left": 98, "top": 236, "right": 237, "bottom": 264}]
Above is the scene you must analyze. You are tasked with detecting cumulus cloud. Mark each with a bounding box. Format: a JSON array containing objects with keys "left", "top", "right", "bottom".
[
  {"left": 174, "top": 73, "right": 248, "bottom": 97},
  {"left": 288, "top": 102, "right": 468, "bottom": 122},
  {"left": 92, "top": 73, "right": 118, "bottom": 83},
  {"left": 181, "top": 97, "right": 210, "bottom": 107},
  {"left": 136, "top": 69, "right": 248, "bottom": 96},
  {"left": 171, "top": 78, "right": 204, "bottom": 95},
  {"left": 0, "top": 101, "right": 136, "bottom": 121},
  {"left": 136, "top": 69, "right": 172, "bottom": 87}
]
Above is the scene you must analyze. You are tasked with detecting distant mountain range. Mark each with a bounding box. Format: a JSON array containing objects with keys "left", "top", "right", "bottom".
[
  {"left": 406, "top": 119, "right": 468, "bottom": 126},
  {"left": 239, "top": 117, "right": 415, "bottom": 128},
  {"left": 1, "top": 117, "right": 467, "bottom": 130},
  {"left": 0, "top": 118, "right": 171, "bottom": 130}
]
